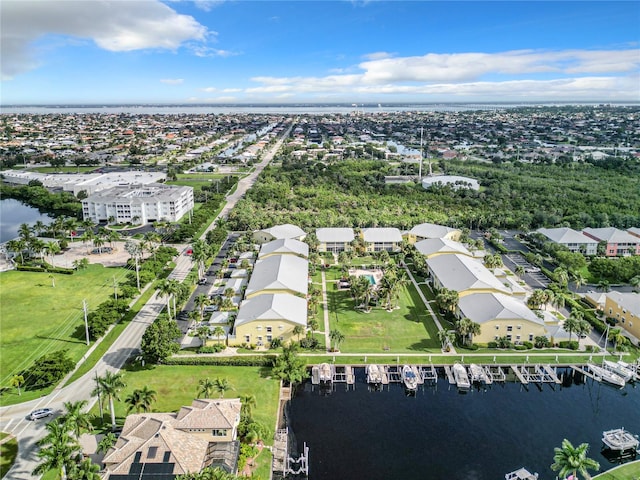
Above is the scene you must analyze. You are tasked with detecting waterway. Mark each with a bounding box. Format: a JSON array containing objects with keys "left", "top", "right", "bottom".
[
  {"left": 288, "top": 368, "right": 640, "bottom": 479},
  {"left": 0, "top": 198, "right": 54, "bottom": 243}
]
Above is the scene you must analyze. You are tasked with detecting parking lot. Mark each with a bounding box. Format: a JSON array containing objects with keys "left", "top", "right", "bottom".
[{"left": 504, "top": 253, "right": 550, "bottom": 288}]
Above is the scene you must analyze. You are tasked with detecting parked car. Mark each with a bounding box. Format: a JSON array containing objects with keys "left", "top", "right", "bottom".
[
  {"left": 198, "top": 278, "right": 207, "bottom": 285},
  {"left": 204, "top": 305, "right": 219, "bottom": 313},
  {"left": 29, "top": 408, "right": 53, "bottom": 420}
]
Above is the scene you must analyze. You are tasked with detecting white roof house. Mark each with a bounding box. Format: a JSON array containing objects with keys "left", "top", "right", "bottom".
[
  {"left": 245, "top": 254, "right": 308, "bottom": 298},
  {"left": 253, "top": 224, "right": 306, "bottom": 243},
  {"left": 422, "top": 175, "right": 479, "bottom": 191},
  {"left": 361, "top": 228, "right": 403, "bottom": 252},
  {"left": 427, "top": 254, "right": 511, "bottom": 296},
  {"left": 628, "top": 227, "right": 640, "bottom": 238},
  {"left": 258, "top": 238, "right": 309, "bottom": 259},
  {"left": 536, "top": 227, "right": 598, "bottom": 255},
  {"left": 408, "top": 223, "right": 461, "bottom": 241},
  {"left": 583, "top": 227, "right": 640, "bottom": 256},
  {"left": 415, "top": 238, "right": 472, "bottom": 258},
  {"left": 458, "top": 293, "right": 543, "bottom": 326},
  {"left": 316, "top": 228, "right": 355, "bottom": 244},
  {"left": 235, "top": 294, "right": 307, "bottom": 329}
]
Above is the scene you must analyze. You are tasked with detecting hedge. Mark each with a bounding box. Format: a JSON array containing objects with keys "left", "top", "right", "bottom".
[
  {"left": 16, "top": 265, "right": 74, "bottom": 274},
  {"left": 565, "top": 297, "right": 607, "bottom": 334},
  {"left": 163, "top": 355, "right": 276, "bottom": 367}
]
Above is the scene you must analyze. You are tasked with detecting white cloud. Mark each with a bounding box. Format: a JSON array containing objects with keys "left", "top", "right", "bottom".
[
  {"left": 192, "top": 46, "right": 239, "bottom": 58},
  {"left": 0, "top": 0, "right": 208, "bottom": 79},
  {"left": 160, "top": 78, "right": 184, "bottom": 85}
]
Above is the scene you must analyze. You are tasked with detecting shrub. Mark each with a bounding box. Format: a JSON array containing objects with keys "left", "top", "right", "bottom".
[
  {"left": 514, "top": 345, "right": 528, "bottom": 351},
  {"left": 487, "top": 341, "right": 498, "bottom": 349},
  {"left": 534, "top": 336, "right": 551, "bottom": 349},
  {"left": 21, "top": 350, "right": 75, "bottom": 390},
  {"left": 299, "top": 337, "right": 320, "bottom": 350},
  {"left": 163, "top": 355, "right": 276, "bottom": 367},
  {"left": 198, "top": 344, "right": 226, "bottom": 354},
  {"left": 522, "top": 341, "right": 534, "bottom": 349},
  {"left": 269, "top": 338, "right": 283, "bottom": 349},
  {"left": 558, "top": 340, "right": 579, "bottom": 350}
]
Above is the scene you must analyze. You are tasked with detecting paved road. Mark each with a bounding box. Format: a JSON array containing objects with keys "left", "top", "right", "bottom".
[{"left": 0, "top": 121, "right": 293, "bottom": 479}]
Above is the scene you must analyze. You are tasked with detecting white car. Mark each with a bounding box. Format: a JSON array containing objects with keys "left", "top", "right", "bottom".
[
  {"left": 203, "top": 305, "right": 219, "bottom": 313},
  {"left": 29, "top": 408, "right": 53, "bottom": 420}
]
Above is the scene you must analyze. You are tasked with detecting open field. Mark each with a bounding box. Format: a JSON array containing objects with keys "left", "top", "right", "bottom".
[
  {"left": 593, "top": 460, "right": 640, "bottom": 479},
  {"left": 29, "top": 166, "right": 98, "bottom": 174},
  {"left": 327, "top": 279, "right": 440, "bottom": 353},
  {"left": 0, "top": 264, "right": 128, "bottom": 393}
]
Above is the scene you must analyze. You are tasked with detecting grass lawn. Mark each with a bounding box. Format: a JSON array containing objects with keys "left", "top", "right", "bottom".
[
  {"left": 327, "top": 280, "right": 440, "bottom": 353},
  {"left": 0, "top": 434, "right": 18, "bottom": 478},
  {"left": 0, "top": 264, "right": 127, "bottom": 402},
  {"left": 31, "top": 166, "right": 97, "bottom": 174},
  {"left": 91, "top": 364, "right": 280, "bottom": 444},
  {"left": 593, "top": 460, "right": 640, "bottom": 479}
]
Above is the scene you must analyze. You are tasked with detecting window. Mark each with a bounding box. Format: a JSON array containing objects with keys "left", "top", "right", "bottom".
[
  {"left": 495, "top": 325, "right": 500, "bottom": 330},
  {"left": 266, "top": 326, "right": 272, "bottom": 333},
  {"left": 506, "top": 335, "right": 512, "bottom": 341},
  {"left": 517, "top": 325, "right": 522, "bottom": 330},
  {"left": 528, "top": 334, "right": 534, "bottom": 341},
  {"left": 256, "top": 325, "right": 262, "bottom": 331},
  {"left": 507, "top": 325, "right": 513, "bottom": 332},
  {"left": 147, "top": 447, "right": 158, "bottom": 459},
  {"left": 244, "top": 335, "right": 250, "bottom": 343},
  {"left": 212, "top": 429, "right": 227, "bottom": 437},
  {"left": 494, "top": 336, "right": 499, "bottom": 340},
  {"left": 267, "top": 335, "right": 272, "bottom": 342},
  {"left": 516, "top": 335, "right": 521, "bottom": 341},
  {"left": 279, "top": 325, "right": 284, "bottom": 330}
]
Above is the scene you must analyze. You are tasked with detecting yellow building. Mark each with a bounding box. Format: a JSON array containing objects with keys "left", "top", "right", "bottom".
[
  {"left": 405, "top": 222, "right": 461, "bottom": 244},
  {"left": 457, "top": 292, "right": 548, "bottom": 345},
  {"left": 316, "top": 227, "right": 355, "bottom": 253},
  {"left": 605, "top": 292, "right": 640, "bottom": 342},
  {"left": 362, "top": 227, "right": 403, "bottom": 252},
  {"left": 244, "top": 254, "right": 309, "bottom": 299},
  {"left": 232, "top": 293, "right": 307, "bottom": 347},
  {"left": 414, "top": 238, "right": 472, "bottom": 259}
]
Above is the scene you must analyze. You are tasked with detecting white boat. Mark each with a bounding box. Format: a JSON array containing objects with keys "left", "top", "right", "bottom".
[
  {"left": 452, "top": 363, "right": 470, "bottom": 390},
  {"left": 505, "top": 467, "right": 539, "bottom": 480},
  {"left": 589, "top": 364, "right": 626, "bottom": 388},
  {"left": 402, "top": 365, "right": 418, "bottom": 390},
  {"left": 469, "top": 363, "right": 488, "bottom": 384},
  {"left": 603, "top": 360, "right": 634, "bottom": 382},
  {"left": 602, "top": 428, "right": 640, "bottom": 451},
  {"left": 366, "top": 364, "right": 382, "bottom": 384},
  {"left": 319, "top": 363, "right": 333, "bottom": 383},
  {"left": 617, "top": 360, "right": 640, "bottom": 381}
]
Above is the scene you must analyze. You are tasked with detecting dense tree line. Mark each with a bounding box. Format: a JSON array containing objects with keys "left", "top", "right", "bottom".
[
  {"left": 226, "top": 156, "right": 639, "bottom": 231},
  {"left": 0, "top": 182, "right": 82, "bottom": 217}
]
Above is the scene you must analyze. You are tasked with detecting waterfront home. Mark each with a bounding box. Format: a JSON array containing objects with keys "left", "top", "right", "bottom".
[
  {"left": 361, "top": 227, "right": 403, "bottom": 252},
  {"left": 583, "top": 227, "right": 640, "bottom": 256},
  {"left": 258, "top": 238, "right": 309, "bottom": 260},
  {"left": 244, "top": 254, "right": 309, "bottom": 299},
  {"left": 252, "top": 223, "right": 306, "bottom": 244},
  {"left": 605, "top": 292, "right": 640, "bottom": 342},
  {"left": 414, "top": 238, "right": 472, "bottom": 259},
  {"left": 426, "top": 254, "right": 511, "bottom": 298},
  {"left": 405, "top": 222, "right": 461, "bottom": 243},
  {"left": 102, "top": 398, "right": 241, "bottom": 478},
  {"left": 316, "top": 227, "right": 355, "bottom": 253},
  {"left": 536, "top": 227, "right": 598, "bottom": 255},
  {"left": 232, "top": 293, "right": 307, "bottom": 347},
  {"left": 456, "top": 292, "right": 547, "bottom": 345}
]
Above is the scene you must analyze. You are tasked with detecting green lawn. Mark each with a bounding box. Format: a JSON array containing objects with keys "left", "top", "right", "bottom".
[
  {"left": 0, "top": 265, "right": 127, "bottom": 400},
  {"left": 327, "top": 280, "right": 440, "bottom": 353},
  {"left": 31, "top": 166, "right": 97, "bottom": 174},
  {"left": 91, "top": 365, "right": 280, "bottom": 444},
  {"left": 0, "top": 434, "right": 18, "bottom": 478},
  {"left": 593, "top": 460, "right": 640, "bottom": 479}
]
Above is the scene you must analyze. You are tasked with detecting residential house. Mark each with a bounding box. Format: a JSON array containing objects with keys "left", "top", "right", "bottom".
[
  {"left": 103, "top": 398, "right": 241, "bottom": 479},
  {"left": 426, "top": 254, "right": 511, "bottom": 298},
  {"left": 258, "top": 238, "right": 309, "bottom": 260},
  {"left": 536, "top": 227, "right": 598, "bottom": 255},
  {"left": 457, "top": 292, "right": 548, "bottom": 345},
  {"left": 626, "top": 227, "right": 640, "bottom": 240},
  {"left": 361, "top": 228, "right": 403, "bottom": 252},
  {"left": 232, "top": 293, "right": 307, "bottom": 347},
  {"left": 583, "top": 228, "right": 640, "bottom": 256},
  {"left": 405, "top": 222, "right": 461, "bottom": 243},
  {"left": 244, "top": 254, "right": 308, "bottom": 299},
  {"left": 414, "top": 238, "right": 472, "bottom": 259},
  {"left": 252, "top": 224, "right": 306, "bottom": 244},
  {"left": 316, "top": 228, "right": 355, "bottom": 253},
  {"left": 604, "top": 292, "right": 640, "bottom": 342}
]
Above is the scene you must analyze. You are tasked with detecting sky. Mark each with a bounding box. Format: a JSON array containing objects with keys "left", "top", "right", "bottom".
[{"left": 1, "top": 0, "right": 639, "bottom": 105}]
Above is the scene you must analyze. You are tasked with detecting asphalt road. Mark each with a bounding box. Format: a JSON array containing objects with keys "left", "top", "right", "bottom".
[{"left": 0, "top": 121, "right": 293, "bottom": 479}]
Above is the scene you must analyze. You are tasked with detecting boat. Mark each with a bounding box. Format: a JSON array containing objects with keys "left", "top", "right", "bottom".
[
  {"left": 452, "top": 363, "right": 470, "bottom": 390},
  {"left": 505, "top": 467, "right": 538, "bottom": 480},
  {"left": 589, "top": 364, "right": 626, "bottom": 388},
  {"left": 469, "top": 363, "right": 489, "bottom": 384},
  {"left": 366, "top": 364, "right": 382, "bottom": 384},
  {"left": 603, "top": 360, "right": 635, "bottom": 382},
  {"left": 602, "top": 428, "right": 639, "bottom": 452},
  {"left": 616, "top": 360, "right": 640, "bottom": 381},
  {"left": 401, "top": 365, "right": 418, "bottom": 391},
  {"left": 319, "top": 363, "right": 333, "bottom": 383}
]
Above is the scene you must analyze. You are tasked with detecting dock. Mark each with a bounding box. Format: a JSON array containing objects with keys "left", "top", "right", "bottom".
[
  {"left": 410, "top": 365, "right": 424, "bottom": 385},
  {"left": 510, "top": 365, "right": 528, "bottom": 384},
  {"left": 334, "top": 365, "right": 356, "bottom": 386},
  {"left": 444, "top": 365, "right": 456, "bottom": 384},
  {"left": 486, "top": 365, "right": 506, "bottom": 382},
  {"left": 311, "top": 365, "right": 320, "bottom": 385},
  {"left": 417, "top": 364, "right": 438, "bottom": 383},
  {"left": 385, "top": 365, "right": 403, "bottom": 383}
]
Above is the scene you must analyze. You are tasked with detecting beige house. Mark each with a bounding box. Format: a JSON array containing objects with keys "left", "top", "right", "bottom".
[
  {"left": 405, "top": 222, "right": 461, "bottom": 243},
  {"left": 252, "top": 224, "right": 306, "bottom": 244},
  {"left": 232, "top": 293, "right": 307, "bottom": 347},
  {"left": 457, "top": 292, "right": 547, "bottom": 345},
  {"left": 316, "top": 227, "right": 355, "bottom": 253},
  {"left": 414, "top": 238, "right": 472, "bottom": 259},
  {"left": 361, "top": 227, "right": 403, "bottom": 252},
  {"left": 605, "top": 292, "right": 640, "bottom": 342},
  {"left": 103, "top": 398, "right": 241, "bottom": 478},
  {"left": 244, "top": 254, "right": 309, "bottom": 299},
  {"left": 258, "top": 238, "right": 309, "bottom": 259}
]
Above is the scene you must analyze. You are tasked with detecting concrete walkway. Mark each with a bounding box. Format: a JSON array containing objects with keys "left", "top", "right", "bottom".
[{"left": 320, "top": 271, "right": 331, "bottom": 351}]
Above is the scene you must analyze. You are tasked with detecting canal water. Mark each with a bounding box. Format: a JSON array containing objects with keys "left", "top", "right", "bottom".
[
  {"left": 0, "top": 198, "right": 55, "bottom": 243},
  {"left": 288, "top": 368, "right": 640, "bottom": 480}
]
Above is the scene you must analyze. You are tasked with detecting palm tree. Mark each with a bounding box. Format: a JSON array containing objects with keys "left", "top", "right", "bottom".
[
  {"left": 93, "top": 371, "right": 126, "bottom": 431},
  {"left": 515, "top": 265, "right": 525, "bottom": 278},
  {"left": 212, "top": 326, "right": 226, "bottom": 346},
  {"left": 573, "top": 272, "right": 587, "bottom": 291},
  {"left": 292, "top": 324, "right": 305, "bottom": 342},
  {"left": 32, "top": 420, "right": 80, "bottom": 480},
  {"left": 563, "top": 310, "right": 583, "bottom": 343},
  {"left": 93, "top": 236, "right": 105, "bottom": 254},
  {"left": 456, "top": 317, "right": 481, "bottom": 346},
  {"left": 125, "top": 386, "right": 157, "bottom": 413},
  {"left": 10, "top": 374, "right": 24, "bottom": 396},
  {"left": 609, "top": 328, "right": 628, "bottom": 352},
  {"left": 197, "top": 377, "right": 215, "bottom": 398},
  {"left": 554, "top": 267, "right": 569, "bottom": 287},
  {"left": 630, "top": 275, "right": 640, "bottom": 292},
  {"left": 550, "top": 438, "right": 599, "bottom": 480},
  {"left": 437, "top": 330, "right": 456, "bottom": 351},
  {"left": 6, "top": 239, "right": 26, "bottom": 263},
  {"left": 213, "top": 377, "right": 232, "bottom": 398},
  {"left": 576, "top": 319, "right": 591, "bottom": 346},
  {"left": 194, "top": 293, "right": 210, "bottom": 322},
  {"left": 167, "top": 279, "right": 181, "bottom": 319},
  {"left": 329, "top": 329, "right": 345, "bottom": 352},
  {"left": 192, "top": 239, "right": 210, "bottom": 279},
  {"left": 157, "top": 279, "right": 174, "bottom": 319},
  {"left": 68, "top": 457, "right": 101, "bottom": 480},
  {"left": 240, "top": 394, "right": 257, "bottom": 419},
  {"left": 61, "top": 400, "right": 93, "bottom": 439},
  {"left": 97, "top": 432, "right": 117, "bottom": 454},
  {"left": 597, "top": 280, "right": 611, "bottom": 293}
]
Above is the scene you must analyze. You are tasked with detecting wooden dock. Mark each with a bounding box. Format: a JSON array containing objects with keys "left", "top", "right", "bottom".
[
  {"left": 570, "top": 364, "right": 602, "bottom": 382},
  {"left": 444, "top": 365, "right": 456, "bottom": 384}
]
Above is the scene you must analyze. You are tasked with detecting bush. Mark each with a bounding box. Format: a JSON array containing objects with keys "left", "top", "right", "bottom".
[
  {"left": 558, "top": 340, "right": 579, "bottom": 350},
  {"left": 20, "top": 350, "right": 75, "bottom": 390},
  {"left": 163, "top": 355, "right": 276, "bottom": 367},
  {"left": 522, "top": 341, "right": 534, "bottom": 349},
  {"left": 198, "top": 344, "right": 226, "bottom": 354},
  {"left": 487, "top": 341, "right": 498, "bottom": 349},
  {"left": 299, "top": 337, "right": 320, "bottom": 350},
  {"left": 514, "top": 345, "right": 528, "bottom": 351}
]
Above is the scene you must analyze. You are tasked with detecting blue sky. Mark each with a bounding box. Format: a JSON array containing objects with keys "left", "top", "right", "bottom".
[{"left": 1, "top": 1, "right": 639, "bottom": 104}]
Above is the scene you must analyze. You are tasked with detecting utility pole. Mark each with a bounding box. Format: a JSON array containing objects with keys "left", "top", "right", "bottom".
[
  {"left": 135, "top": 255, "right": 140, "bottom": 290},
  {"left": 83, "top": 299, "right": 90, "bottom": 346},
  {"left": 95, "top": 370, "right": 103, "bottom": 424},
  {"left": 112, "top": 275, "right": 118, "bottom": 302}
]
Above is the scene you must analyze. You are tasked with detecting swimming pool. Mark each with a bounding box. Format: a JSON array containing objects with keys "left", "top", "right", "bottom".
[{"left": 363, "top": 274, "right": 376, "bottom": 285}]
